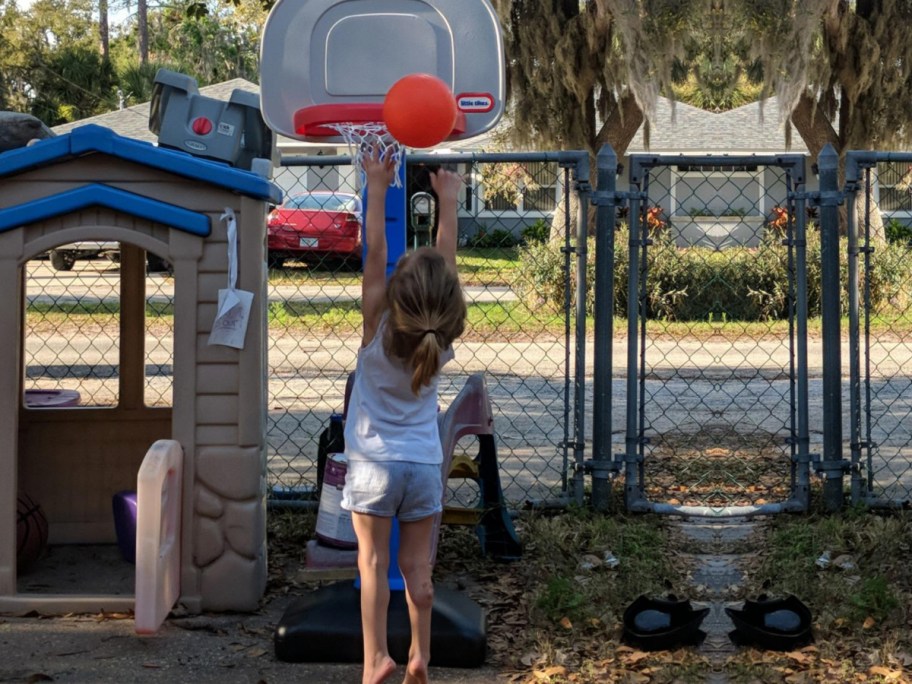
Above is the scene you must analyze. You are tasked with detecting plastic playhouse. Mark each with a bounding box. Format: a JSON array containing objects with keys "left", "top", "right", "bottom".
[{"left": 0, "top": 124, "right": 280, "bottom": 623}]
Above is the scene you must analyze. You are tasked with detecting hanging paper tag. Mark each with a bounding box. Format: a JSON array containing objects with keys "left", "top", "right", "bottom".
[{"left": 208, "top": 208, "right": 254, "bottom": 349}]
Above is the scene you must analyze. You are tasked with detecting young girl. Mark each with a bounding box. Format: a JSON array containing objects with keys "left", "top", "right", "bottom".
[{"left": 341, "top": 147, "right": 467, "bottom": 684}]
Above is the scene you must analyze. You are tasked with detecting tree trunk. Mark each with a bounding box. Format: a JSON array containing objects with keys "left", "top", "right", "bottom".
[
  {"left": 597, "top": 92, "right": 645, "bottom": 158},
  {"left": 790, "top": 93, "right": 885, "bottom": 241},
  {"left": 98, "top": 0, "right": 109, "bottom": 59},
  {"left": 138, "top": 0, "right": 148, "bottom": 64},
  {"left": 549, "top": 92, "right": 643, "bottom": 244},
  {"left": 789, "top": 93, "right": 837, "bottom": 161}
]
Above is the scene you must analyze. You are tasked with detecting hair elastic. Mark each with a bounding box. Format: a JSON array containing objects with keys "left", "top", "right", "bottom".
[{"left": 421, "top": 329, "right": 438, "bottom": 336}]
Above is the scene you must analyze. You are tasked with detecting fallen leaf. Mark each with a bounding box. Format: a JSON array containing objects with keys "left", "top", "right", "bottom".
[
  {"left": 868, "top": 666, "right": 903, "bottom": 682},
  {"left": 786, "top": 651, "right": 815, "bottom": 665},
  {"left": 559, "top": 616, "right": 572, "bottom": 630},
  {"left": 863, "top": 616, "right": 876, "bottom": 630},
  {"left": 621, "top": 650, "right": 650, "bottom": 665}
]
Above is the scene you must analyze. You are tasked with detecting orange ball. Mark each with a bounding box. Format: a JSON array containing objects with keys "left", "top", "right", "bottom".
[{"left": 383, "top": 73, "right": 457, "bottom": 148}]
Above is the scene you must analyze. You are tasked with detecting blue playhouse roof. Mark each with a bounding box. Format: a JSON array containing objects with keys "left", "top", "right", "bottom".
[
  {"left": 0, "top": 124, "right": 281, "bottom": 237},
  {"left": 0, "top": 124, "right": 282, "bottom": 204}
]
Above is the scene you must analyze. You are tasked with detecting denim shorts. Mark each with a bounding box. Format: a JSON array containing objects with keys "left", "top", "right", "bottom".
[{"left": 341, "top": 460, "right": 443, "bottom": 522}]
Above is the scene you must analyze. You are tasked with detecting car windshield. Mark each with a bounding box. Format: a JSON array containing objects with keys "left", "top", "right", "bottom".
[{"left": 287, "top": 194, "right": 361, "bottom": 213}]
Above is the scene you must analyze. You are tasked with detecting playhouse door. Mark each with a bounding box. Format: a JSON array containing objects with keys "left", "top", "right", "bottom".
[{"left": 134, "top": 440, "right": 183, "bottom": 634}]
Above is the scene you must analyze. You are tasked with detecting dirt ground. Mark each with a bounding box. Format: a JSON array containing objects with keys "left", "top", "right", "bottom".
[
  {"left": 0, "top": 592, "right": 505, "bottom": 684},
  {"left": 3, "top": 520, "right": 507, "bottom": 684}
]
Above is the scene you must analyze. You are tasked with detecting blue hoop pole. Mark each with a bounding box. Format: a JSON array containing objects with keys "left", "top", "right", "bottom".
[{"left": 356, "top": 156, "right": 407, "bottom": 591}]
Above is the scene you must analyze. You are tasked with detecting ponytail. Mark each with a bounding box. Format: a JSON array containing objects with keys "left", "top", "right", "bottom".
[
  {"left": 384, "top": 247, "right": 467, "bottom": 394},
  {"left": 410, "top": 331, "right": 441, "bottom": 394}
]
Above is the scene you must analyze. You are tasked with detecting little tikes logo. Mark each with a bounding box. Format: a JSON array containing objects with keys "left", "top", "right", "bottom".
[{"left": 456, "top": 93, "right": 495, "bottom": 113}]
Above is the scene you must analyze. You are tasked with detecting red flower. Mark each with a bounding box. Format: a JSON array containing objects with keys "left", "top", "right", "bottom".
[
  {"left": 645, "top": 206, "right": 666, "bottom": 232},
  {"left": 769, "top": 206, "right": 789, "bottom": 232}
]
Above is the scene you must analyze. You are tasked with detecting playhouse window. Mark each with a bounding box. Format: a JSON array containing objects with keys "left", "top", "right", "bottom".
[
  {"left": 24, "top": 251, "right": 122, "bottom": 408},
  {"left": 23, "top": 246, "right": 175, "bottom": 409},
  {"left": 144, "top": 265, "right": 174, "bottom": 407}
]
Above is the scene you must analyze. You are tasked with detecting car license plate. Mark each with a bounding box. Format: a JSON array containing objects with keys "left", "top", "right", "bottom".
[{"left": 299, "top": 237, "right": 318, "bottom": 248}]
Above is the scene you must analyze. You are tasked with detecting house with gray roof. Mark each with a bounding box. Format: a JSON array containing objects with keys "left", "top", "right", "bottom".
[
  {"left": 54, "top": 84, "right": 843, "bottom": 247},
  {"left": 621, "top": 97, "right": 815, "bottom": 247}
]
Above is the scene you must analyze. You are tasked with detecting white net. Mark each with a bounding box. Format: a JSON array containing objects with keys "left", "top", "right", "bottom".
[{"left": 326, "top": 122, "right": 403, "bottom": 189}]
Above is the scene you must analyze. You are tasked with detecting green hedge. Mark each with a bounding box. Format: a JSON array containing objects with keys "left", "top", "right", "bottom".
[{"left": 512, "top": 225, "right": 912, "bottom": 321}]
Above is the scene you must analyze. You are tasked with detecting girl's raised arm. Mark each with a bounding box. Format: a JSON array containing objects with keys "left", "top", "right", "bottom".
[
  {"left": 429, "top": 168, "right": 464, "bottom": 271},
  {"left": 360, "top": 147, "right": 397, "bottom": 346}
]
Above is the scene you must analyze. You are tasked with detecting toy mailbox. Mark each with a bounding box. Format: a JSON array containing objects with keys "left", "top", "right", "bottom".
[
  {"left": 149, "top": 68, "right": 277, "bottom": 172},
  {"left": 409, "top": 192, "right": 435, "bottom": 249}
]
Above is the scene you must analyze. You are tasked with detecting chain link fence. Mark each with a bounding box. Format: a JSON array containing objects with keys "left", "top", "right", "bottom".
[
  {"left": 24, "top": 246, "right": 174, "bottom": 409},
  {"left": 590, "top": 151, "right": 814, "bottom": 514},
  {"left": 845, "top": 153, "right": 912, "bottom": 507},
  {"left": 21, "top": 145, "right": 912, "bottom": 515},
  {"left": 19, "top": 150, "right": 590, "bottom": 512},
  {"left": 267, "top": 151, "right": 590, "bottom": 508}
]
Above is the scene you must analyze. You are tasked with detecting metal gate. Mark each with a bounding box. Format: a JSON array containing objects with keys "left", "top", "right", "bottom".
[
  {"left": 591, "top": 149, "right": 813, "bottom": 515},
  {"left": 845, "top": 151, "right": 912, "bottom": 507}
]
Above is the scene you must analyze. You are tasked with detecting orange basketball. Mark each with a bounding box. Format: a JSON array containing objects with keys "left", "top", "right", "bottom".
[{"left": 383, "top": 73, "right": 457, "bottom": 148}]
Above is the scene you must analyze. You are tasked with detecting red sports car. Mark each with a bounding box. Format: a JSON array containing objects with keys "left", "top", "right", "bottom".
[{"left": 267, "top": 192, "right": 363, "bottom": 268}]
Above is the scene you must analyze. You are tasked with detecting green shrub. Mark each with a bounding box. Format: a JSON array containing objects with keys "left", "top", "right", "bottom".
[
  {"left": 513, "top": 225, "right": 912, "bottom": 321},
  {"left": 885, "top": 217, "right": 912, "bottom": 245},
  {"left": 519, "top": 219, "right": 550, "bottom": 245},
  {"left": 466, "top": 227, "right": 517, "bottom": 249},
  {"left": 513, "top": 239, "right": 569, "bottom": 314}
]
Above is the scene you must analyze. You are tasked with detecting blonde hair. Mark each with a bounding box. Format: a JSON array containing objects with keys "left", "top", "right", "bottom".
[{"left": 383, "top": 247, "right": 467, "bottom": 394}]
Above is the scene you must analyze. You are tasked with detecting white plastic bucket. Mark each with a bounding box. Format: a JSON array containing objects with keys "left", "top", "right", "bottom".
[{"left": 315, "top": 453, "right": 357, "bottom": 549}]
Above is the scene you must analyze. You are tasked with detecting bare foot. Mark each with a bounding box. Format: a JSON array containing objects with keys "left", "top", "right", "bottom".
[
  {"left": 365, "top": 654, "right": 397, "bottom": 684},
  {"left": 403, "top": 657, "right": 429, "bottom": 684}
]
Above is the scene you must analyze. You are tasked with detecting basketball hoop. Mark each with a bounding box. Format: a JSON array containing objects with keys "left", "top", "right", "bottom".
[{"left": 325, "top": 121, "right": 403, "bottom": 190}]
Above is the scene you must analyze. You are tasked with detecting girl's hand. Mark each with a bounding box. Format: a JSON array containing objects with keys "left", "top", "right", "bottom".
[
  {"left": 429, "top": 168, "right": 464, "bottom": 204},
  {"left": 363, "top": 145, "right": 397, "bottom": 189}
]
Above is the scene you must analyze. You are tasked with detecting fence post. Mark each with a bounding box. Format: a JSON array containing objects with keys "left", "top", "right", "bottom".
[
  {"left": 792, "top": 190, "right": 812, "bottom": 511},
  {"left": 590, "top": 144, "right": 618, "bottom": 511},
  {"left": 817, "top": 144, "right": 846, "bottom": 512},
  {"left": 572, "top": 152, "right": 591, "bottom": 507},
  {"left": 844, "top": 158, "right": 863, "bottom": 506}
]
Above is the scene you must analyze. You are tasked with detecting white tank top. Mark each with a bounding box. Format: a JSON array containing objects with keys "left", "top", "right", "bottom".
[{"left": 344, "top": 317, "right": 454, "bottom": 465}]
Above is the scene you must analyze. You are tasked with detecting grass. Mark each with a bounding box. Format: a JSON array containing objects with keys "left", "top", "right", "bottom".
[
  {"left": 266, "top": 478, "right": 912, "bottom": 683},
  {"left": 262, "top": 247, "right": 518, "bottom": 288},
  {"left": 457, "top": 247, "right": 520, "bottom": 286},
  {"left": 27, "top": 299, "right": 575, "bottom": 339},
  {"left": 28, "top": 294, "right": 912, "bottom": 347},
  {"left": 724, "top": 507, "right": 912, "bottom": 682},
  {"left": 271, "top": 505, "right": 711, "bottom": 682},
  {"left": 24, "top": 245, "right": 912, "bottom": 340}
]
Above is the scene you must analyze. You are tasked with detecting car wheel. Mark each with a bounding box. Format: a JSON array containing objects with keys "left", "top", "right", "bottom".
[
  {"left": 146, "top": 254, "right": 172, "bottom": 273},
  {"left": 49, "top": 250, "right": 76, "bottom": 271},
  {"left": 267, "top": 253, "right": 286, "bottom": 270},
  {"left": 340, "top": 256, "right": 362, "bottom": 271}
]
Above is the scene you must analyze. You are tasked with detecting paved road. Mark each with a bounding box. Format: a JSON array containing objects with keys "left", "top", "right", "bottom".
[
  {"left": 22, "top": 257, "right": 912, "bottom": 505},
  {"left": 24, "top": 258, "right": 516, "bottom": 305}
]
